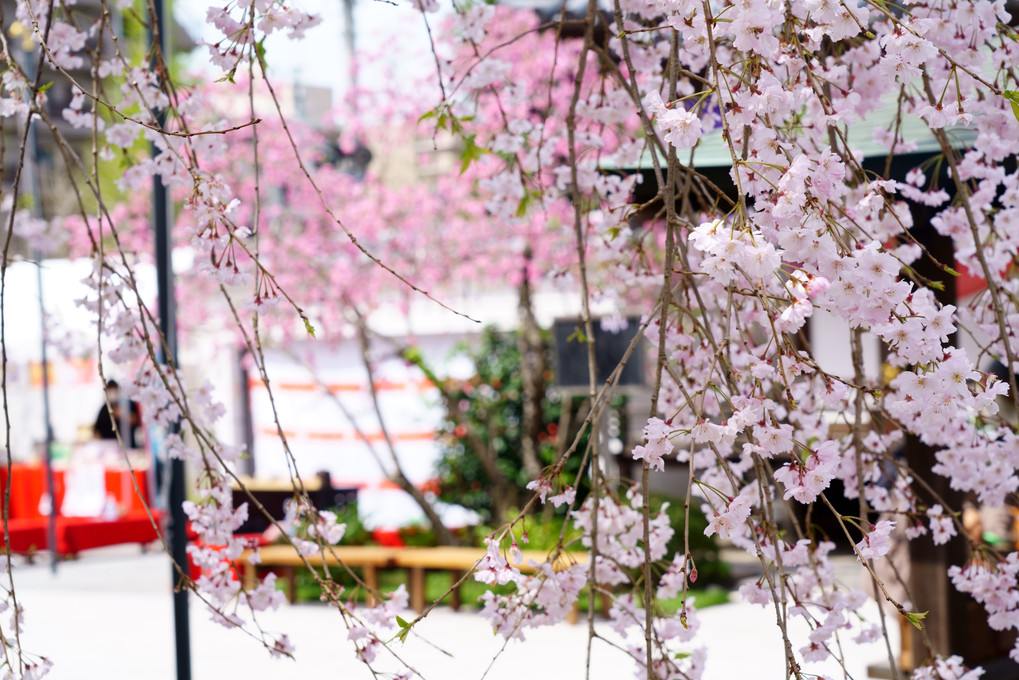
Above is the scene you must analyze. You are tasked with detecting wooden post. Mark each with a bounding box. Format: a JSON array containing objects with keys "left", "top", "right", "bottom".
[
  {"left": 450, "top": 569, "right": 463, "bottom": 611},
  {"left": 901, "top": 207, "right": 969, "bottom": 665},
  {"left": 363, "top": 565, "right": 379, "bottom": 607},
  {"left": 409, "top": 566, "right": 426, "bottom": 613},
  {"left": 901, "top": 207, "right": 1017, "bottom": 674}
]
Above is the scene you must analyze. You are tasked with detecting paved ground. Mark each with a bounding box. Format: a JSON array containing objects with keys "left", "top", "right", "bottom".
[{"left": 11, "top": 546, "right": 896, "bottom": 680}]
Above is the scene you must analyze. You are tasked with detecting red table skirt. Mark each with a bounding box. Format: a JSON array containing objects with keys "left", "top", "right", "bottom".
[{"left": 0, "top": 464, "right": 162, "bottom": 555}]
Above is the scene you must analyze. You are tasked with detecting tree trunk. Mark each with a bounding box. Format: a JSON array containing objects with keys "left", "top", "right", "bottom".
[
  {"left": 388, "top": 471, "right": 461, "bottom": 546},
  {"left": 516, "top": 249, "right": 547, "bottom": 481},
  {"left": 354, "top": 321, "right": 464, "bottom": 545},
  {"left": 401, "top": 345, "right": 520, "bottom": 520}
]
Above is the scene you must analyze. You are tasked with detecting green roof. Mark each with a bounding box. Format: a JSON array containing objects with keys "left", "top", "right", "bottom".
[{"left": 618, "top": 94, "right": 978, "bottom": 172}]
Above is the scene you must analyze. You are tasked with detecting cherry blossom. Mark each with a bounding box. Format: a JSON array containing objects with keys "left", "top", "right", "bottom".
[{"left": 856, "top": 521, "right": 896, "bottom": 561}]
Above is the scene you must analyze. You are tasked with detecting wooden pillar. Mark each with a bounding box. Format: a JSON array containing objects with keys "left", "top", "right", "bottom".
[
  {"left": 901, "top": 205, "right": 970, "bottom": 663},
  {"left": 409, "top": 566, "right": 426, "bottom": 613},
  {"left": 901, "top": 208, "right": 1017, "bottom": 673},
  {"left": 363, "top": 565, "right": 379, "bottom": 607},
  {"left": 450, "top": 569, "right": 463, "bottom": 611}
]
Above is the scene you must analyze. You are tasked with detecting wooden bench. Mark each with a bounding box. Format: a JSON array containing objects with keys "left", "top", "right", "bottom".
[
  {"left": 392, "top": 546, "right": 586, "bottom": 614},
  {"left": 239, "top": 544, "right": 588, "bottom": 619},
  {"left": 240, "top": 544, "right": 400, "bottom": 604}
]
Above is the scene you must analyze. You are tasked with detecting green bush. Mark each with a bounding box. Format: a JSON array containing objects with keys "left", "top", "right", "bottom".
[
  {"left": 472, "top": 511, "right": 582, "bottom": 552},
  {"left": 433, "top": 326, "right": 569, "bottom": 515},
  {"left": 649, "top": 493, "right": 728, "bottom": 586},
  {"left": 398, "top": 523, "right": 439, "bottom": 547},
  {"left": 471, "top": 496, "right": 726, "bottom": 586},
  {"left": 430, "top": 326, "right": 627, "bottom": 521},
  {"left": 334, "top": 502, "right": 373, "bottom": 546}
]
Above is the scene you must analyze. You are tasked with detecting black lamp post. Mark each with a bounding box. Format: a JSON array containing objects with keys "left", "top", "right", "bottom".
[{"left": 149, "top": 1, "right": 191, "bottom": 678}]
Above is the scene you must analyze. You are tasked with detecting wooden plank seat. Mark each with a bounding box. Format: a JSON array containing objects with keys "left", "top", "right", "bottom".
[
  {"left": 392, "top": 546, "right": 586, "bottom": 614},
  {"left": 240, "top": 544, "right": 400, "bottom": 604},
  {"left": 239, "top": 544, "right": 588, "bottom": 620}
]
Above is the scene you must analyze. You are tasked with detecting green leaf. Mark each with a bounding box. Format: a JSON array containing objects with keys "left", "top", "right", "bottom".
[
  {"left": 905, "top": 611, "right": 927, "bottom": 631},
  {"left": 943, "top": 266, "right": 960, "bottom": 277},
  {"left": 515, "top": 191, "right": 531, "bottom": 218},
  {"left": 403, "top": 346, "right": 423, "bottom": 364},
  {"left": 1004, "top": 91, "right": 1019, "bottom": 124},
  {"left": 394, "top": 615, "right": 412, "bottom": 643},
  {"left": 418, "top": 109, "right": 438, "bottom": 123},
  {"left": 255, "top": 38, "right": 268, "bottom": 69},
  {"left": 459, "top": 134, "right": 488, "bottom": 175},
  {"left": 303, "top": 318, "right": 316, "bottom": 339},
  {"left": 38, "top": 81, "right": 52, "bottom": 94},
  {"left": 929, "top": 280, "right": 945, "bottom": 291},
  {"left": 402, "top": 345, "right": 443, "bottom": 388},
  {"left": 565, "top": 328, "right": 588, "bottom": 344}
]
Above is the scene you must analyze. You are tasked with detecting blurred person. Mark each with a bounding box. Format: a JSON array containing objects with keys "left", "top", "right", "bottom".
[{"left": 92, "top": 380, "right": 141, "bottom": 449}]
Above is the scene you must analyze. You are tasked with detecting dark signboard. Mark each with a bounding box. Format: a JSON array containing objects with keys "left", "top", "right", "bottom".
[{"left": 553, "top": 318, "right": 644, "bottom": 388}]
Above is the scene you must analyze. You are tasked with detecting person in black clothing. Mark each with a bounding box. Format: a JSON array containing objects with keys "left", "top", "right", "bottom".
[{"left": 93, "top": 380, "right": 141, "bottom": 449}]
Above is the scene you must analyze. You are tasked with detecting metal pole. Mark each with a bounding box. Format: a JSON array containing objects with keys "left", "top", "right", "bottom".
[
  {"left": 20, "top": 45, "right": 58, "bottom": 575},
  {"left": 148, "top": 1, "right": 191, "bottom": 678},
  {"left": 158, "top": 174, "right": 192, "bottom": 680},
  {"left": 343, "top": 0, "right": 357, "bottom": 110},
  {"left": 33, "top": 260, "right": 56, "bottom": 575}
]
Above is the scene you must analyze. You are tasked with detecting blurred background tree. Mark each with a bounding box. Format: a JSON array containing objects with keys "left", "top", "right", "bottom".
[
  {"left": 405, "top": 325, "right": 726, "bottom": 589},
  {"left": 420, "top": 325, "right": 615, "bottom": 523}
]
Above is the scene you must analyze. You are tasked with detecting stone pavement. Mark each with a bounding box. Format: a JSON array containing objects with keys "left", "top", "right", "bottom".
[{"left": 12, "top": 546, "right": 895, "bottom": 680}]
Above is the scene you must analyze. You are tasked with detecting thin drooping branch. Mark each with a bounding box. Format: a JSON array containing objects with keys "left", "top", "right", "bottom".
[
  {"left": 516, "top": 258, "right": 547, "bottom": 482},
  {"left": 353, "top": 314, "right": 460, "bottom": 546},
  {"left": 399, "top": 342, "right": 520, "bottom": 521}
]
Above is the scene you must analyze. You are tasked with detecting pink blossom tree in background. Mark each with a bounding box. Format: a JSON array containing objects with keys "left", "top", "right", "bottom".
[
  {"left": 58, "top": 56, "right": 591, "bottom": 531},
  {"left": 2, "top": 0, "right": 1019, "bottom": 679}
]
